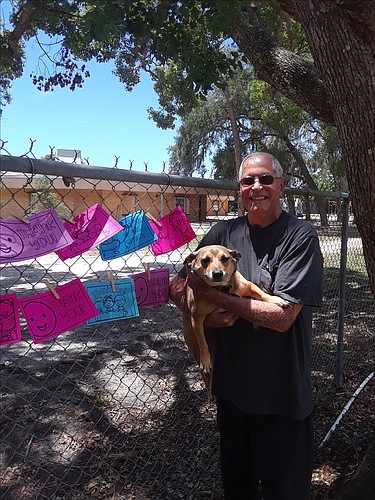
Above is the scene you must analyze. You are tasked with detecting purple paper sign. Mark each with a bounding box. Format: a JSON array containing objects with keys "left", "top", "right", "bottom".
[
  {"left": 149, "top": 207, "right": 196, "bottom": 256},
  {"left": 0, "top": 294, "right": 22, "bottom": 346},
  {"left": 18, "top": 279, "right": 99, "bottom": 343},
  {"left": 132, "top": 268, "right": 170, "bottom": 308},
  {"left": 0, "top": 208, "right": 73, "bottom": 264},
  {"left": 55, "top": 204, "right": 123, "bottom": 261}
]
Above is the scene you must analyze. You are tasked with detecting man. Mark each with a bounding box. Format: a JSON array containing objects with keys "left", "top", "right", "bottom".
[{"left": 169, "top": 152, "right": 324, "bottom": 499}]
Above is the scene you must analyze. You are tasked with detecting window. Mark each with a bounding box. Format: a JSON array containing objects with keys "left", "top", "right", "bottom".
[{"left": 175, "top": 196, "right": 189, "bottom": 214}]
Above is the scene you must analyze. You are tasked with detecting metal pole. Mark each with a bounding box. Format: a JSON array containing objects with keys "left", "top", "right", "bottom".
[{"left": 336, "top": 196, "right": 350, "bottom": 387}]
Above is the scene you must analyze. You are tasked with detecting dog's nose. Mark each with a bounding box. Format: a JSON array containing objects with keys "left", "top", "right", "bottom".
[{"left": 212, "top": 269, "right": 224, "bottom": 281}]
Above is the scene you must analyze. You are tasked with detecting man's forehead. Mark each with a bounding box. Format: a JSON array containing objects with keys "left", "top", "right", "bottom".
[
  {"left": 244, "top": 154, "right": 272, "bottom": 166},
  {"left": 242, "top": 158, "right": 274, "bottom": 172}
]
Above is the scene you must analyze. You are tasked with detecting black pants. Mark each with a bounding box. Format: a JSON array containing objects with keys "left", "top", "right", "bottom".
[{"left": 217, "top": 399, "right": 314, "bottom": 500}]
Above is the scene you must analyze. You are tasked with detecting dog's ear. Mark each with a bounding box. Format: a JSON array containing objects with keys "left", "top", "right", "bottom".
[
  {"left": 184, "top": 251, "right": 198, "bottom": 267},
  {"left": 229, "top": 249, "right": 241, "bottom": 263}
]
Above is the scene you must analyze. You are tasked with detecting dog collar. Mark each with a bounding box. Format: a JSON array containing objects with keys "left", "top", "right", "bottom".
[{"left": 215, "top": 285, "right": 232, "bottom": 294}]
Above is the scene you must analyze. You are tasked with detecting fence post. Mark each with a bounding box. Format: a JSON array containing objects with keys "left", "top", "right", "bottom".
[{"left": 336, "top": 195, "right": 349, "bottom": 387}]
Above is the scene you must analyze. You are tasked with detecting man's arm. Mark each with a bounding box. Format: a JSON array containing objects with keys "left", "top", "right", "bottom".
[
  {"left": 169, "top": 274, "right": 239, "bottom": 328},
  {"left": 170, "top": 270, "right": 303, "bottom": 333}
]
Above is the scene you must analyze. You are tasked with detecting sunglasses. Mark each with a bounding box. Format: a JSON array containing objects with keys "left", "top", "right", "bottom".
[{"left": 239, "top": 175, "right": 281, "bottom": 186}]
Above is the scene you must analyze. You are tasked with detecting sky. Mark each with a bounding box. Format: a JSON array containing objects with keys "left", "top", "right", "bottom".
[{"left": 0, "top": 3, "right": 178, "bottom": 173}]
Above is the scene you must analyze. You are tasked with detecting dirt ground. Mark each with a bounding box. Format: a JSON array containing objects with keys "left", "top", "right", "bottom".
[{"left": 1, "top": 245, "right": 374, "bottom": 499}]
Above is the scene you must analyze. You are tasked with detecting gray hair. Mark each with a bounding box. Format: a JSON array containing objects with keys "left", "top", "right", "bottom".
[{"left": 238, "top": 152, "right": 283, "bottom": 180}]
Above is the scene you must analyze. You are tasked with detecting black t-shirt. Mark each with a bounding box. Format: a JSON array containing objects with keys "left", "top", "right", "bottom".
[{"left": 181, "top": 212, "right": 323, "bottom": 420}]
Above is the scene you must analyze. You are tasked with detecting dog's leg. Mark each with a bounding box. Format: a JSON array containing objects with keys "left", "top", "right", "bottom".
[
  {"left": 191, "top": 315, "right": 212, "bottom": 374},
  {"left": 183, "top": 315, "right": 213, "bottom": 400},
  {"left": 233, "top": 272, "right": 289, "bottom": 307},
  {"left": 182, "top": 315, "right": 200, "bottom": 364},
  {"left": 202, "top": 371, "right": 213, "bottom": 402}
]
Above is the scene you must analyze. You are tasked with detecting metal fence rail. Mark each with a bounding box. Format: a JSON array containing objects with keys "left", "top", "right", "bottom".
[{"left": 1, "top": 155, "right": 374, "bottom": 499}]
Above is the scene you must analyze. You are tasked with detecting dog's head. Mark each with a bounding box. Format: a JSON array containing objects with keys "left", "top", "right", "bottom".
[{"left": 184, "top": 245, "right": 241, "bottom": 287}]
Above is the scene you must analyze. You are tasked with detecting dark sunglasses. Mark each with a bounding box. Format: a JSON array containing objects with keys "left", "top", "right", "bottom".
[{"left": 239, "top": 175, "right": 281, "bottom": 186}]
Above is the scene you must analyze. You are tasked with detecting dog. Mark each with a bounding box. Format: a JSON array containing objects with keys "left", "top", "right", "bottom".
[{"left": 183, "top": 244, "right": 289, "bottom": 398}]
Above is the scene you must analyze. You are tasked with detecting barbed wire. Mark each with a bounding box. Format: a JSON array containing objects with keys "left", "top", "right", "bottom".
[{"left": 0, "top": 139, "right": 170, "bottom": 172}]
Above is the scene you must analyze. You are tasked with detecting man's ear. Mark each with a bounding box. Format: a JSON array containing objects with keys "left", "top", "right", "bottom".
[
  {"left": 229, "top": 249, "right": 241, "bottom": 263},
  {"left": 279, "top": 177, "right": 287, "bottom": 197}
]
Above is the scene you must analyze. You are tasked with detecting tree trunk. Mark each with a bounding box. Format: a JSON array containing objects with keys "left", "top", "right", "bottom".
[
  {"left": 288, "top": 0, "right": 375, "bottom": 298},
  {"left": 284, "top": 135, "right": 329, "bottom": 226},
  {"left": 231, "top": 0, "right": 375, "bottom": 299},
  {"left": 223, "top": 86, "right": 242, "bottom": 178}
]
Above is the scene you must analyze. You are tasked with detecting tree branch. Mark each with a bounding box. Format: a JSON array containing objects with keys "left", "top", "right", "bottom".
[
  {"left": 229, "top": 5, "right": 335, "bottom": 124},
  {"left": 7, "top": 0, "right": 42, "bottom": 56}
]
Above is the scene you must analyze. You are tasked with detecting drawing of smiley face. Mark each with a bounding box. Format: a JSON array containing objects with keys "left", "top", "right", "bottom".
[
  {"left": 0, "top": 224, "right": 24, "bottom": 261},
  {"left": 134, "top": 276, "right": 149, "bottom": 305},
  {"left": 24, "top": 301, "right": 57, "bottom": 338}
]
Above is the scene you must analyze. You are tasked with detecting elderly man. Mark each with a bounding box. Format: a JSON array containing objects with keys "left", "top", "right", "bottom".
[{"left": 169, "top": 152, "right": 323, "bottom": 499}]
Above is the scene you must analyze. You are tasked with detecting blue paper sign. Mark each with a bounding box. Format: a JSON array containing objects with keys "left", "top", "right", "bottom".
[
  {"left": 99, "top": 210, "right": 157, "bottom": 260},
  {"left": 84, "top": 279, "right": 139, "bottom": 325}
]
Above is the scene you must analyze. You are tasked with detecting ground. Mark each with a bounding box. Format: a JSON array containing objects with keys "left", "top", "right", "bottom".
[{"left": 1, "top": 232, "right": 374, "bottom": 499}]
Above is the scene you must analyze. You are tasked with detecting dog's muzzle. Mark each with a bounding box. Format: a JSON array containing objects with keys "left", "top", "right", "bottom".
[{"left": 207, "top": 269, "right": 227, "bottom": 282}]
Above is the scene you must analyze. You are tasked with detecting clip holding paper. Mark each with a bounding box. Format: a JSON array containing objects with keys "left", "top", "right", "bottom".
[
  {"left": 143, "top": 262, "right": 151, "bottom": 281},
  {"left": 43, "top": 279, "right": 60, "bottom": 299},
  {"left": 108, "top": 271, "right": 116, "bottom": 292},
  {"left": 146, "top": 212, "right": 162, "bottom": 228}
]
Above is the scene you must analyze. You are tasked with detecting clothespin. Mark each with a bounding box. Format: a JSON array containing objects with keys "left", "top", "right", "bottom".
[
  {"left": 108, "top": 271, "right": 116, "bottom": 292},
  {"left": 146, "top": 212, "right": 162, "bottom": 228},
  {"left": 143, "top": 262, "right": 151, "bottom": 281},
  {"left": 43, "top": 279, "right": 60, "bottom": 299}
]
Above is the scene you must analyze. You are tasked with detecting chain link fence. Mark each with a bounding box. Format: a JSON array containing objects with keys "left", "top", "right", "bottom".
[{"left": 1, "top": 154, "right": 374, "bottom": 499}]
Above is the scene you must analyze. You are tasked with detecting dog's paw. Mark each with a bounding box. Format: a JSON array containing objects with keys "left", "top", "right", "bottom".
[
  {"left": 199, "top": 357, "right": 212, "bottom": 375},
  {"left": 273, "top": 297, "right": 291, "bottom": 308}
]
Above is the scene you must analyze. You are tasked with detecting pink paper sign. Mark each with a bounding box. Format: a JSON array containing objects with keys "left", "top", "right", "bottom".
[
  {"left": 0, "top": 294, "right": 22, "bottom": 346},
  {"left": 0, "top": 208, "right": 73, "bottom": 264},
  {"left": 132, "top": 268, "right": 170, "bottom": 308},
  {"left": 18, "top": 279, "right": 99, "bottom": 343},
  {"left": 55, "top": 204, "right": 123, "bottom": 261},
  {"left": 149, "top": 207, "right": 196, "bottom": 256}
]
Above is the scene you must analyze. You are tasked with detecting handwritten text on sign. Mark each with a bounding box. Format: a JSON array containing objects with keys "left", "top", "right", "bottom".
[
  {"left": 0, "top": 208, "right": 73, "bottom": 264},
  {"left": 0, "top": 294, "right": 22, "bottom": 346},
  {"left": 132, "top": 268, "right": 170, "bottom": 308},
  {"left": 149, "top": 206, "right": 196, "bottom": 256},
  {"left": 56, "top": 204, "right": 123, "bottom": 261},
  {"left": 84, "top": 279, "right": 139, "bottom": 325},
  {"left": 99, "top": 210, "right": 157, "bottom": 260},
  {"left": 18, "top": 279, "right": 99, "bottom": 343}
]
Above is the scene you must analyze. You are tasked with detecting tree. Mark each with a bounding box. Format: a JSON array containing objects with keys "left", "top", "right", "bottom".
[
  {"left": 30, "top": 176, "right": 71, "bottom": 220},
  {"left": 168, "top": 71, "right": 333, "bottom": 224},
  {"left": 167, "top": 67, "right": 253, "bottom": 178},
  {"left": 2, "top": 0, "right": 375, "bottom": 298},
  {"left": 229, "top": 1, "right": 375, "bottom": 298}
]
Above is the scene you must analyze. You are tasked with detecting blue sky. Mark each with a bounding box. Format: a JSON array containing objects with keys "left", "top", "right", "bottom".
[{"left": 1, "top": 4, "right": 177, "bottom": 173}]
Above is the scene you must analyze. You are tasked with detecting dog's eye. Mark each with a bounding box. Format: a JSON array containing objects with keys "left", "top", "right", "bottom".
[
  {"left": 202, "top": 257, "right": 211, "bottom": 265},
  {"left": 221, "top": 256, "right": 230, "bottom": 263}
]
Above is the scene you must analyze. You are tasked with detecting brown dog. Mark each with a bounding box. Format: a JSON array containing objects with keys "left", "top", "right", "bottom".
[{"left": 183, "top": 244, "right": 289, "bottom": 397}]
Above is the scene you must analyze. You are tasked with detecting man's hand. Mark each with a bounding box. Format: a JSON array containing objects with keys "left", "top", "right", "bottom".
[{"left": 204, "top": 307, "right": 238, "bottom": 328}]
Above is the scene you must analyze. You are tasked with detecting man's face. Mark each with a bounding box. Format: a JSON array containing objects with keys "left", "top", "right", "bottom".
[{"left": 240, "top": 154, "right": 286, "bottom": 227}]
